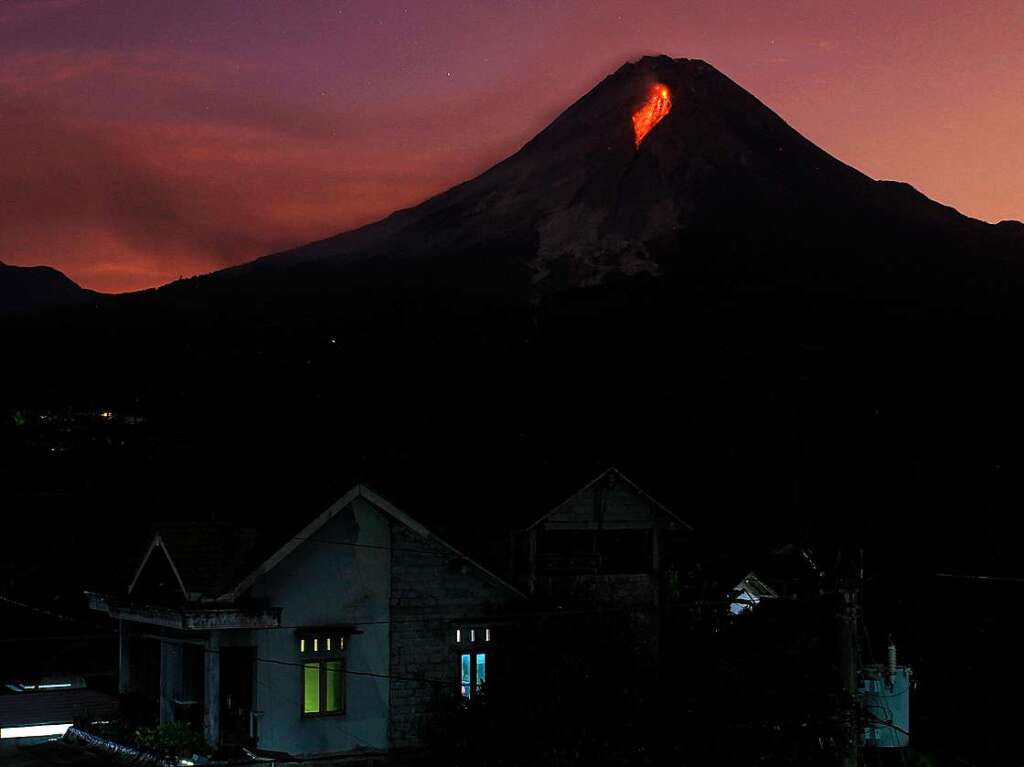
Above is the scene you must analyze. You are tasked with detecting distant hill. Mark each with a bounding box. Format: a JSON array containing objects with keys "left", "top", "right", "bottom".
[{"left": 0, "top": 261, "right": 97, "bottom": 313}]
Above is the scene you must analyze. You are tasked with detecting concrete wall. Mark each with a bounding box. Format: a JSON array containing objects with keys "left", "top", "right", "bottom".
[
  {"left": 244, "top": 496, "right": 391, "bottom": 756},
  {"left": 388, "top": 523, "right": 517, "bottom": 748}
]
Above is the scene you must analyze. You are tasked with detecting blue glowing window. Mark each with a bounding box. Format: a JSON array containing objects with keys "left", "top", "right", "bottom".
[{"left": 460, "top": 654, "right": 472, "bottom": 698}]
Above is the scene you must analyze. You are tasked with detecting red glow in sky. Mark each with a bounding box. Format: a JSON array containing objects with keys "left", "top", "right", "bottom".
[{"left": 1, "top": 0, "right": 1022, "bottom": 293}]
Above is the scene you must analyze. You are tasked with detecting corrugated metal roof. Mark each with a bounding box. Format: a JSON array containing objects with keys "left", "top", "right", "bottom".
[{"left": 0, "top": 689, "right": 119, "bottom": 728}]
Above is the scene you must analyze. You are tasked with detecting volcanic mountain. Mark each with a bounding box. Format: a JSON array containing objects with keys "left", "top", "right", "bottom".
[
  {"left": 6, "top": 55, "right": 1024, "bottom": 548},
  {"left": 183, "top": 54, "right": 1021, "bottom": 310}
]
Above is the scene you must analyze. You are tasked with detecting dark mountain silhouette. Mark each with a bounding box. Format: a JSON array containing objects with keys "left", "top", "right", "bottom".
[
  {"left": 0, "top": 260, "right": 96, "bottom": 313},
  {"left": 6, "top": 54, "right": 1024, "bottom": 549},
  {"left": 202, "top": 55, "right": 1023, "bottom": 303}
]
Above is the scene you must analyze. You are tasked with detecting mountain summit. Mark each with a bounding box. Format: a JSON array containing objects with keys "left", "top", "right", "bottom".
[{"left": 221, "top": 55, "right": 1019, "bottom": 299}]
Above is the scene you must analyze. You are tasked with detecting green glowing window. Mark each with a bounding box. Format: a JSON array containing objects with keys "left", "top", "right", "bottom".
[
  {"left": 324, "top": 660, "right": 344, "bottom": 713},
  {"left": 303, "top": 662, "right": 320, "bottom": 714},
  {"left": 302, "top": 658, "right": 346, "bottom": 716}
]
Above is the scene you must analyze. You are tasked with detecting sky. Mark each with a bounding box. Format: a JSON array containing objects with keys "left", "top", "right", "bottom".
[{"left": 1, "top": 0, "right": 1022, "bottom": 293}]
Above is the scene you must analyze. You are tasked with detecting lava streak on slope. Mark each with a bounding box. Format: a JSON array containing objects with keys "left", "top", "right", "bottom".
[{"left": 632, "top": 84, "right": 672, "bottom": 148}]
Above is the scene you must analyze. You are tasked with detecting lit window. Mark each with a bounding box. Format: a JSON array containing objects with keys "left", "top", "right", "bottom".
[
  {"left": 456, "top": 629, "right": 462, "bottom": 643},
  {"left": 324, "top": 660, "right": 344, "bottom": 713},
  {"left": 300, "top": 632, "right": 347, "bottom": 715},
  {"left": 460, "top": 654, "right": 471, "bottom": 698},
  {"left": 470, "top": 629, "right": 476, "bottom": 642},
  {"left": 460, "top": 652, "right": 487, "bottom": 698},
  {"left": 485, "top": 628, "right": 491, "bottom": 642},
  {"left": 303, "top": 657, "right": 346, "bottom": 716},
  {"left": 303, "top": 662, "right": 319, "bottom": 713}
]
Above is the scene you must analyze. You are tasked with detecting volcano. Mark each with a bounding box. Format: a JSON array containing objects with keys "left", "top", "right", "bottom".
[
  {"left": 180, "top": 54, "right": 1020, "bottom": 302},
  {"left": 8, "top": 55, "right": 1024, "bottom": 316},
  {"left": 6, "top": 56, "right": 1024, "bottom": 542}
]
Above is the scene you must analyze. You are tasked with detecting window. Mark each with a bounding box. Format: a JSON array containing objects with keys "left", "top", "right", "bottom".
[
  {"left": 455, "top": 626, "right": 490, "bottom": 698},
  {"left": 303, "top": 658, "right": 345, "bottom": 715},
  {"left": 299, "top": 634, "right": 344, "bottom": 654},
  {"left": 460, "top": 652, "right": 486, "bottom": 698},
  {"left": 298, "top": 632, "right": 347, "bottom": 716}
]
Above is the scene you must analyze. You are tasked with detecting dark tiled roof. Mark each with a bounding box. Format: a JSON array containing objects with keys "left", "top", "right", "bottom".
[
  {"left": 0, "top": 689, "right": 119, "bottom": 728},
  {"left": 154, "top": 522, "right": 263, "bottom": 599}
]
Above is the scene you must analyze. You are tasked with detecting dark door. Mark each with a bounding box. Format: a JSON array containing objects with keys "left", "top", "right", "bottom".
[{"left": 219, "top": 647, "right": 256, "bottom": 748}]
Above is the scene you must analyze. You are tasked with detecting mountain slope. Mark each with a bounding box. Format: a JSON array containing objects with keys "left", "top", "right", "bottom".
[
  {"left": 206, "top": 55, "right": 1021, "bottom": 301},
  {"left": 0, "top": 261, "right": 96, "bottom": 314},
  {"left": 6, "top": 55, "right": 1024, "bottom": 547}
]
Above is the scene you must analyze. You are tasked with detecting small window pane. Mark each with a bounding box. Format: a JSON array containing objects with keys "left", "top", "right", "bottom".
[
  {"left": 300, "top": 639, "right": 306, "bottom": 653},
  {"left": 313, "top": 638, "right": 319, "bottom": 652},
  {"left": 326, "top": 637, "right": 331, "bottom": 651},
  {"left": 485, "top": 628, "right": 491, "bottom": 642},
  {"left": 303, "top": 662, "right": 320, "bottom": 714},
  {"left": 470, "top": 629, "right": 476, "bottom": 642},
  {"left": 460, "top": 654, "right": 471, "bottom": 698},
  {"left": 476, "top": 653, "right": 486, "bottom": 690},
  {"left": 456, "top": 629, "right": 462, "bottom": 643},
  {"left": 324, "top": 660, "right": 345, "bottom": 713}
]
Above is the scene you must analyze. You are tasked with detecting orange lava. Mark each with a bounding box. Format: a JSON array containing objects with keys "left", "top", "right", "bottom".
[{"left": 632, "top": 84, "right": 672, "bottom": 148}]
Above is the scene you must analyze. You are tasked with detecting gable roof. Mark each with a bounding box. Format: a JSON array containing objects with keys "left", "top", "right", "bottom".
[
  {"left": 223, "top": 484, "right": 523, "bottom": 602},
  {"left": 128, "top": 524, "right": 263, "bottom": 601},
  {"left": 525, "top": 466, "right": 693, "bottom": 531},
  {"left": 129, "top": 484, "right": 523, "bottom": 603}
]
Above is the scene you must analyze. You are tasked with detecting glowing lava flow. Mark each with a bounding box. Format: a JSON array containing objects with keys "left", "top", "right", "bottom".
[{"left": 632, "top": 84, "right": 672, "bottom": 148}]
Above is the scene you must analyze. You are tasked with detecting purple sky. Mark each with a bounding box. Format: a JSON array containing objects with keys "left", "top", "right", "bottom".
[{"left": 2, "top": 0, "right": 1022, "bottom": 292}]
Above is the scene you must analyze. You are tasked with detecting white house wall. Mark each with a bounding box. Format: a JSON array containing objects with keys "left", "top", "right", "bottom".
[{"left": 244, "top": 496, "right": 391, "bottom": 756}]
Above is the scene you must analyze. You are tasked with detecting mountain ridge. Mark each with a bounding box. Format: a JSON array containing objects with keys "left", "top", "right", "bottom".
[{"left": 0, "top": 260, "right": 96, "bottom": 314}]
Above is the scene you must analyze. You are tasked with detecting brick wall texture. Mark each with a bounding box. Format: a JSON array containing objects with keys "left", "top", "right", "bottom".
[{"left": 388, "top": 522, "right": 517, "bottom": 748}]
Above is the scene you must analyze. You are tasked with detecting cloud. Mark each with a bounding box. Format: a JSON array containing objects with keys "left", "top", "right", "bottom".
[{"left": 0, "top": 49, "right": 469, "bottom": 293}]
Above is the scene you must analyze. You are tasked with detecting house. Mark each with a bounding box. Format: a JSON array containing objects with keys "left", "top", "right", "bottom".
[
  {"left": 508, "top": 468, "right": 696, "bottom": 665},
  {"left": 515, "top": 467, "right": 694, "bottom": 607},
  {"left": 87, "top": 484, "right": 522, "bottom": 757},
  {"left": 729, "top": 572, "right": 779, "bottom": 615}
]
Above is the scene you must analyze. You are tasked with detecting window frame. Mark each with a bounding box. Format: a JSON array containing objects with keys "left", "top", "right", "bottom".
[
  {"left": 455, "top": 625, "right": 491, "bottom": 698},
  {"left": 299, "top": 634, "right": 347, "bottom": 718}
]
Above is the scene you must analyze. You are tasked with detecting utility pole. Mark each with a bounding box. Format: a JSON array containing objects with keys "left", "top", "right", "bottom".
[{"left": 836, "top": 584, "right": 860, "bottom": 767}]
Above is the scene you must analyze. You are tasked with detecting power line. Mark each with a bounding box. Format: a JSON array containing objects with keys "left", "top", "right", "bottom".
[{"left": 149, "top": 635, "right": 451, "bottom": 688}]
